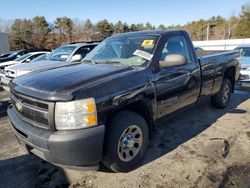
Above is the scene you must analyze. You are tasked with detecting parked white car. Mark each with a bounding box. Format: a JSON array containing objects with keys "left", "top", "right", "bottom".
[
  {"left": 0, "top": 42, "right": 99, "bottom": 91},
  {"left": 0, "top": 51, "right": 50, "bottom": 71}
]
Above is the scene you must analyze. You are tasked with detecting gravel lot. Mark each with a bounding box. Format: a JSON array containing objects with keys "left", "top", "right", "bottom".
[{"left": 0, "top": 88, "right": 250, "bottom": 188}]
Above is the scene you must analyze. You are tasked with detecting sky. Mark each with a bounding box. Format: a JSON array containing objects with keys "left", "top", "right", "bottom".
[{"left": 0, "top": 0, "right": 249, "bottom": 26}]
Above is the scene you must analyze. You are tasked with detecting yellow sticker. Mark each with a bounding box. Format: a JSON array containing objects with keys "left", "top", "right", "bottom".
[{"left": 141, "top": 40, "right": 154, "bottom": 48}]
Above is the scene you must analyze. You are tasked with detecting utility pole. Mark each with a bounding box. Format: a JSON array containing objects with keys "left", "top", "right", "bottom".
[{"left": 206, "top": 23, "right": 210, "bottom": 41}]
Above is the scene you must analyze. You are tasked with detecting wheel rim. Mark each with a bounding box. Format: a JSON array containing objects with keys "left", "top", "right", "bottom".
[
  {"left": 117, "top": 125, "right": 143, "bottom": 162},
  {"left": 222, "top": 84, "right": 230, "bottom": 104}
]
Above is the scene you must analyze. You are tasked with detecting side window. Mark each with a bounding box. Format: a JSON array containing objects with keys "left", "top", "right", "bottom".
[
  {"left": 74, "top": 46, "right": 95, "bottom": 59},
  {"left": 30, "top": 54, "right": 41, "bottom": 60},
  {"left": 161, "top": 35, "right": 192, "bottom": 62}
]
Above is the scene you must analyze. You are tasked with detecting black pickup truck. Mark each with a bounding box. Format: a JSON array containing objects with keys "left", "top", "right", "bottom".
[{"left": 7, "top": 30, "right": 240, "bottom": 172}]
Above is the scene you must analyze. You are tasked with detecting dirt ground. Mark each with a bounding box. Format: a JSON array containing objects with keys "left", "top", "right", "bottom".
[{"left": 0, "top": 88, "right": 250, "bottom": 188}]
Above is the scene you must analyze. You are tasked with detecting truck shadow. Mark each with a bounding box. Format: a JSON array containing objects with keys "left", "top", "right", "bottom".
[
  {"left": 0, "top": 154, "right": 70, "bottom": 188},
  {"left": 0, "top": 89, "right": 249, "bottom": 182},
  {"left": 142, "top": 89, "right": 250, "bottom": 166}
]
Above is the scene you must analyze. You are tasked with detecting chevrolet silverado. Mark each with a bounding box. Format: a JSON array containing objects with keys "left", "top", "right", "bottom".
[{"left": 8, "top": 30, "right": 240, "bottom": 172}]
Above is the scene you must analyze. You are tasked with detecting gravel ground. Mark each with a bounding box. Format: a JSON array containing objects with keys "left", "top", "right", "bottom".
[{"left": 0, "top": 88, "right": 250, "bottom": 188}]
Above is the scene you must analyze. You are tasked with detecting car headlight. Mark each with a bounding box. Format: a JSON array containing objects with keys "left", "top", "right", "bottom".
[{"left": 55, "top": 98, "right": 97, "bottom": 130}]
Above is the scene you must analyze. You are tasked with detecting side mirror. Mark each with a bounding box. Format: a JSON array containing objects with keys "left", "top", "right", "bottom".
[
  {"left": 16, "top": 55, "right": 21, "bottom": 58},
  {"left": 25, "top": 58, "right": 31, "bottom": 62},
  {"left": 71, "top": 54, "right": 82, "bottom": 62},
  {"left": 159, "top": 54, "right": 187, "bottom": 69}
]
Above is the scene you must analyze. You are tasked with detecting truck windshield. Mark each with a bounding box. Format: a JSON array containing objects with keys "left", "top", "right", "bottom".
[
  {"left": 83, "top": 35, "right": 159, "bottom": 68},
  {"left": 47, "top": 46, "right": 76, "bottom": 61}
]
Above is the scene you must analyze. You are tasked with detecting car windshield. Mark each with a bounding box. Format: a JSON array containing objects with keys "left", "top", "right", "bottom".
[
  {"left": 47, "top": 46, "right": 76, "bottom": 61},
  {"left": 14, "top": 54, "right": 31, "bottom": 62},
  {"left": 7, "top": 51, "right": 20, "bottom": 58},
  {"left": 31, "top": 54, "right": 48, "bottom": 62},
  {"left": 83, "top": 35, "right": 159, "bottom": 68}
]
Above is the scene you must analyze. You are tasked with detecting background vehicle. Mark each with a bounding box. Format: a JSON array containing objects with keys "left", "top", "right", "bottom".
[
  {"left": 0, "top": 42, "right": 98, "bottom": 91},
  {"left": 0, "top": 51, "right": 50, "bottom": 70},
  {"left": 8, "top": 30, "right": 240, "bottom": 172},
  {"left": 45, "top": 42, "right": 99, "bottom": 62},
  {"left": 0, "top": 52, "right": 11, "bottom": 58},
  {"left": 30, "top": 53, "right": 50, "bottom": 63},
  {"left": 0, "top": 48, "right": 49, "bottom": 63},
  {"left": 234, "top": 46, "right": 250, "bottom": 88}
]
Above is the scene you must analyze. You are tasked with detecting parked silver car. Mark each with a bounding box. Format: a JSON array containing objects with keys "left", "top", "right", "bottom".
[
  {"left": 0, "top": 42, "right": 99, "bottom": 91},
  {"left": 235, "top": 46, "right": 250, "bottom": 88}
]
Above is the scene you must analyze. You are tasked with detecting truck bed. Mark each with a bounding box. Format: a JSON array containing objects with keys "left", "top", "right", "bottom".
[
  {"left": 196, "top": 50, "right": 229, "bottom": 58},
  {"left": 197, "top": 50, "right": 240, "bottom": 97}
]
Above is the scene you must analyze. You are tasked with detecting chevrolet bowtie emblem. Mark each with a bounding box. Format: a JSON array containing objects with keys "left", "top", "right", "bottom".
[{"left": 16, "top": 102, "right": 23, "bottom": 112}]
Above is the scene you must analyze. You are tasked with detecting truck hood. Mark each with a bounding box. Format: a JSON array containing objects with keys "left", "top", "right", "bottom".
[{"left": 13, "top": 63, "right": 131, "bottom": 99}]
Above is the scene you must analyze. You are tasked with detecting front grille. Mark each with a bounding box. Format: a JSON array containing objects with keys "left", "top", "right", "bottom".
[
  {"left": 11, "top": 92, "right": 51, "bottom": 129},
  {"left": 14, "top": 94, "right": 49, "bottom": 110}
]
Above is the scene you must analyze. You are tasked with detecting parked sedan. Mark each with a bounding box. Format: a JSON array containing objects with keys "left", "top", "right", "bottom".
[
  {"left": 0, "top": 51, "right": 50, "bottom": 72},
  {"left": 0, "top": 48, "right": 49, "bottom": 63},
  {"left": 0, "top": 42, "right": 99, "bottom": 91}
]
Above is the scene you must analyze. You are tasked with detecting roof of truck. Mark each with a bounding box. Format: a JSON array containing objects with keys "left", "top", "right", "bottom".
[{"left": 112, "top": 30, "right": 186, "bottom": 37}]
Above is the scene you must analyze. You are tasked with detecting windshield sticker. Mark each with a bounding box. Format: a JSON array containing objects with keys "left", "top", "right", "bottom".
[
  {"left": 133, "top": 49, "right": 153, "bottom": 61},
  {"left": 141, "top": 40, "right": 154, "bottom": 48}
]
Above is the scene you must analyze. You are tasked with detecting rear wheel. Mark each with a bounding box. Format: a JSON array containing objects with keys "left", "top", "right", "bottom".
[
  {"left": 103, "top": 111, "right": 149, "bottom": 172},
  {"left": 211, "top": 78, "right": 232, "bottom": 108}
]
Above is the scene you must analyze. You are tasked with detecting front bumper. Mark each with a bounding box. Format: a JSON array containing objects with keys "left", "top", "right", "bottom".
[
  {"left": 237, "top": 80, "right": 250, "bottom": 88},
  {"left": 7, "top": 105, "right": 105, "bottom": 170},
  {"left": 237, "top": 71, "right": 250, "bottom": 88}
]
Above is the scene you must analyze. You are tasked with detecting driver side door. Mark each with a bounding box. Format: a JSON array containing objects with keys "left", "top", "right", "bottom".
[{"left": 154, "top": 35, "right": 201, "bottom": 118}]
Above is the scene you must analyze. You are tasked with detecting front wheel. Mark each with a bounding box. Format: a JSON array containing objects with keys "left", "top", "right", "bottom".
[
  {"left": 102, "top": 111, "right": 149, "bottom": 172},
  {"left": 211, "top": 78, "right": 232, "bottom": 108}
]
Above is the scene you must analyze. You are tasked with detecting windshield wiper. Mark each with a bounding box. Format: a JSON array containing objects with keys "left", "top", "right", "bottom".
[
  {"left": 48, "top": 58, "right": 65, "bottom": 61},
  {"left": 82, "top": 59, "right": 98, "bottom": 64},
  {"left": 82, "top": 60, "right": 134, "bottom": 69},
  {"left": 102, "top": 61, "right": 135, "bottom": 69}
]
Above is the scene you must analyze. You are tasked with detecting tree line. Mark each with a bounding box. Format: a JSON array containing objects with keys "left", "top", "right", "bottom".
[{"left": 0, "top": 3, "right": 249, "bottom": 50}]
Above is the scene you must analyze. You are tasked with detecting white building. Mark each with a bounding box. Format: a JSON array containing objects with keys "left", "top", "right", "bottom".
[
  {"left": 0, "top": 32, "right": 10, "bottom": 53},
  {"left": 193, "top": 38, "right": 250, "bottom": 50}
]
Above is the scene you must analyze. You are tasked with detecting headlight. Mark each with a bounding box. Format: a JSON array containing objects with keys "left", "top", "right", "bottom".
[{"left": 55, "top": 98, "right": 97, "bottom": 130}]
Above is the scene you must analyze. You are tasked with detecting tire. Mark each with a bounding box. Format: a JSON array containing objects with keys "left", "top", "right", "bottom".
[
  {"left": 102, "top": 111, "right": 149, "bottom": 172},
  {"left": 211, "top": 78, "right": 232, "bottom": 109}
]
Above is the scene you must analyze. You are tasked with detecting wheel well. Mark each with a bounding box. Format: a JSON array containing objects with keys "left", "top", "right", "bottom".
[
  {"left": 224, "top": 66, "right": 236, "bottom": 92},
  {"left": 107, "top": 101, "right": 155, "bottom": 138}
]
